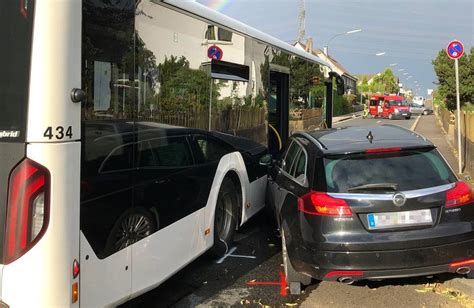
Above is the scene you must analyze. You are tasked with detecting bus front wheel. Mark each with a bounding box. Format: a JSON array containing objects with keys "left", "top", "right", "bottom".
[{"left": 211, "top": 178, "right": 238, "bottom": 257}]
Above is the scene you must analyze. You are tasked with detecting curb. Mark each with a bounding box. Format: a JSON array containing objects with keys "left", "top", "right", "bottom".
[{"left": 333, "top": 112, "right": 362, "bottom": 124}]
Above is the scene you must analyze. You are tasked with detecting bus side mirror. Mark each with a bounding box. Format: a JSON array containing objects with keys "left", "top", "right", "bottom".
[
  {"left": 335, "top": 75, "right": 345, "bottom": 95},
  {"left": 328, "top": 72, "right": 345, "bottom": 95}
]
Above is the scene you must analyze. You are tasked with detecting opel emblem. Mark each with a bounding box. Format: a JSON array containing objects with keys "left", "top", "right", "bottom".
[{"left": 392, "top": 192, "right": 406, "bottom": 207}]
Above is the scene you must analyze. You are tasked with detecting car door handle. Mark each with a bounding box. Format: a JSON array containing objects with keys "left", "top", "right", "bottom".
[
  {"left": 288, "top": 184, "right": 295, "bottom": 190},
  {"left": 155, "top": 179, "right": 170, "bottom": 184}
]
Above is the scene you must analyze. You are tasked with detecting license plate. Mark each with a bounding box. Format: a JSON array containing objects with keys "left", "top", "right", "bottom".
[
  {"left": 402, "top": 113, "right": 408, "bottom": 116},
  {"left": 367, "top": 209, "right": 432, "bottom": 230}
]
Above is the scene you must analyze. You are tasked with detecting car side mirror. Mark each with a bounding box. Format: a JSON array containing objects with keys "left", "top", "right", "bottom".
[{"left": 259, "top": 154, "right": 273, "bottom": 166}]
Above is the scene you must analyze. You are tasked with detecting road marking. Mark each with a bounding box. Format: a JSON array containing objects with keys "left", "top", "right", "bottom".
[
  {"left": 247, "top": 272, "right": 288, "bottom": 296},
  {"left": 410, "top": 115, "right": 422, "bottom": 131},
  {"left": 216, "top": 246, "right": 257, "bottom": 264}
]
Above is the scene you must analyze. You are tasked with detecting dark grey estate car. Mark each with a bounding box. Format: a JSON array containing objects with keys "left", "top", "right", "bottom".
[{"left": 262, "top": 125, "right": 474, "bottom": 294}]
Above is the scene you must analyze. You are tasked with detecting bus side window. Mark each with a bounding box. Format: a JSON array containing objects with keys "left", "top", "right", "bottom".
[
  {"left": 148, "top": 137, "right": 193, "bottom": 168},
  {"left": 99, "top": 143, "right": 133, "bottom": 173},
  {"left": 137, "top": 140, "right": 157, "bottom": 168},
  {"left": 194, "top": 135, "right": 231, "bottom": 163}
]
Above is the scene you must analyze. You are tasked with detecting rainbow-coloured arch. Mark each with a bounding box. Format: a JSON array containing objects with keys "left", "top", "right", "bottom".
[{"left": 202, "top": 0, "right": 233, "bottom": 12}]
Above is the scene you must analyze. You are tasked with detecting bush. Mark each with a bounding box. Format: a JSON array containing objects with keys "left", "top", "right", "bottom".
[{"left": 333, "top": 93, "right": 352, "bottom": 116}]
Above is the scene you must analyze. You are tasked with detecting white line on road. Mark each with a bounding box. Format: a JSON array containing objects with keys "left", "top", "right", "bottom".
[{"left": 216, "top": 246, "right": 257, "bottom": 264}]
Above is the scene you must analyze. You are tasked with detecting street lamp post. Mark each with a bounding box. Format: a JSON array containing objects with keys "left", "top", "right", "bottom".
[{"left": 324, "top": 28, "right": 362, "bottom": 55}]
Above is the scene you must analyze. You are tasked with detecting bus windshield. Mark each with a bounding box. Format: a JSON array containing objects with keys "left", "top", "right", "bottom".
[{"left": 0, "top": 1, "right": 35, "bottom": 142}]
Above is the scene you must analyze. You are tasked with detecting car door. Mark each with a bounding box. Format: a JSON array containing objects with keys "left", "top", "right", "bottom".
[{"left": 269, "top": 139, "right": 305, "bottom": 221}]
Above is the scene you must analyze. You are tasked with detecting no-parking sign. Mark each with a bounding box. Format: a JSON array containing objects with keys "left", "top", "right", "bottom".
[
  {"left": 207, "top": 45, "right": 223, "bottom": 61},
  {"left": 446, "top": 40, "right": 464, "bottom": 60}
]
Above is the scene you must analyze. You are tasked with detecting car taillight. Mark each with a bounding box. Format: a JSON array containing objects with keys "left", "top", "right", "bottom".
[
  {"left": 4, "top": 158, "right": 50, "bottom": 264},
  {"left": 298, "top": 192, "right": 352, "bottom": 217},
  {"left": 445, "top": 181, "right": 473, "bottom": 208}
]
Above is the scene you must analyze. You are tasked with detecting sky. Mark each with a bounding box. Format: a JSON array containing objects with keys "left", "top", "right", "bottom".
[{"left": 197, "top": 0, "right": 473, "bottom": 96}]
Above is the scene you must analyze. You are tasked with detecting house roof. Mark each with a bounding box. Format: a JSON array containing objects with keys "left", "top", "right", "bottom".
[
  {"left": 356, "top": 74, "right": 377, "bottom": 84},
  {"left": 295, "top": 41, "right": 358, "bottom": 81}
]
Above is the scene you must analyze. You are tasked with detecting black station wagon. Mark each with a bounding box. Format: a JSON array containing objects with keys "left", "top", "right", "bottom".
[{"left": 262, "top": 125, "right": 474, "bottom": 294}]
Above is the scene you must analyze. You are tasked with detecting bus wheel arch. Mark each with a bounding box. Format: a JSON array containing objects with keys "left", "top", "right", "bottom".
[{"left": 210, "top": 173, "right": 241, "bottom": 257}]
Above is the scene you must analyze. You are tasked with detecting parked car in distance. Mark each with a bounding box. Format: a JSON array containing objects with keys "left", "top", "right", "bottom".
[
  {"left": 410, "top": 103, "right": 433, "bottom": 115},
  {"left": 413, "top": 96, "right": 425, "bottom": 106},
  {"left": 261, "top": 125, "right": 474, "bottom": 295}
]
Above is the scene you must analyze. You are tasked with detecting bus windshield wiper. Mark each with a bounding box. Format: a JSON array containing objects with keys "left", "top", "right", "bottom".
[{"left": 347, "top": 183, "right": 399, "bottom": 192}]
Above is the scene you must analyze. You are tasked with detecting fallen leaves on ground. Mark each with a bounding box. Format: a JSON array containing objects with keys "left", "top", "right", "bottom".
[{"left": 415, "top": 282, "right": 474, "bottom": 307}]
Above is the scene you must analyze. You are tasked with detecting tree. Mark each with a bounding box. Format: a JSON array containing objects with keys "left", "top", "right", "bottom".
[
  {"left": 158, "top": 56, "right": 219, "bottom": 111},
  {"left": 432, "top": 48, "right": 472, "bottom": 111},
  {"left": 370, "top": 69, "right": 399, "bottom": 94}
]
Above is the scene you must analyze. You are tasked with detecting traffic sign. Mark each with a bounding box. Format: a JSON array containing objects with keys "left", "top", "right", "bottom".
[
  {"left": 446, "top": 40, "right": 464, "bottom": 60},
  {"left": 207, "top": 45, "right": 223, "bottom": 61},
  {"left": 446, "top": 39, "right": 465, "bottom": 174}
]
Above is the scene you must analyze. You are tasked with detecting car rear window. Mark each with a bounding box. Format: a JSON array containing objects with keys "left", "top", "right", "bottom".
[{"left": 323, "top": 148, "right": 456, "bottom": 193}]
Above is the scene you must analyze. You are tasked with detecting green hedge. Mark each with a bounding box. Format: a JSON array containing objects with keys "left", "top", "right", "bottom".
[{"left": 333, "top": 93, "right": 352, "bottom": 116}]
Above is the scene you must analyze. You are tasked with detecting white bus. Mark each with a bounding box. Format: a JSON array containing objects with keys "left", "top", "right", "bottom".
[{"left": 0, "top": 0, "right": 332, "bottom": 306}]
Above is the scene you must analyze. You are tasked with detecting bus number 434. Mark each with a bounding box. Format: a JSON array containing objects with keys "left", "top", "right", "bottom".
[{"left": 43, "top": 126, "right": 73, "bottom": 140}]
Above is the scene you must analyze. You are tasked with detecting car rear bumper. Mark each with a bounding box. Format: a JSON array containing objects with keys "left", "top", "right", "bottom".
[
  {"left": 293, "top": 238, "right": 474, "bottom": 281},
  {"left": 392, "top": 111, "right": 411, "bottom": 118}
]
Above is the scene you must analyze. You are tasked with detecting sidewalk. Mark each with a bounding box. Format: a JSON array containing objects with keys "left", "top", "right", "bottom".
[
  {"left": 413, "top": 114, "right": 474, "bottom": 295},
  {"left": 333, "top": 111, "right": 362, "bottom": 124}
]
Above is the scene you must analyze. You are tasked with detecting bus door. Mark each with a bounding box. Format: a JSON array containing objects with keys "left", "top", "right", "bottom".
[{"left": 268, "top": 68, "right": 289, "bottom": 155}]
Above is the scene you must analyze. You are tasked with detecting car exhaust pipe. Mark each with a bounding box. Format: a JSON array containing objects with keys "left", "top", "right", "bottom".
[
  {"left": 338, "top": 277, "right": 355, "bottom": 285},
  {"left": 456, "top": 267, "right": 471, "bottom": 275}
]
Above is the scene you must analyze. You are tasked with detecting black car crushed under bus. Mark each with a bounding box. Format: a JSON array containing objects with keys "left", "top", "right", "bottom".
[{"left": 261, "top": 124, "right": 474, "bottom": 294}]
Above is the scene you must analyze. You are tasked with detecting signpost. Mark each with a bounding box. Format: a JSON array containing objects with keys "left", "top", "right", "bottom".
[{"left": 446, "top": 40, "right": 465, "bottom": 174}]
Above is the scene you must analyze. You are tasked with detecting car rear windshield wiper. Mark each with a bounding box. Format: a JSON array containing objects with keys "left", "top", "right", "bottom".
[{"left": 347, "top": 183, "right": 399, "bottom": 192}]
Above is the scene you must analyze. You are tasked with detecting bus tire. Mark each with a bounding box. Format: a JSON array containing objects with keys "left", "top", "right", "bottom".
[
  {"left": 104, "top": 207, "right": 158, "bottom": 255},
  {"left": 211, "top": 177, "right": 239, "bottom": 257},
  {"left": 281, "top": 224, "right": 311, "bottom": 295}
]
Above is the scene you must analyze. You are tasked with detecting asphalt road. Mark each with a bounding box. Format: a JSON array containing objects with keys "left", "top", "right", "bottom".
[
  {"left": 122, "top": 210, "right": 472, "bottom": 308},
  {"left": 334, "top": 113, "right": 417, "bottom": 130},
  {"left": 121, "top": 113, "right": 474, "bottom": 308}
]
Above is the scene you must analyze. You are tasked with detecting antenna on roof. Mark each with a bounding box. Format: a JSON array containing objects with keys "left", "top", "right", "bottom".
[{"left": 367, "top": 131, "right": 374, "bottom": 144}]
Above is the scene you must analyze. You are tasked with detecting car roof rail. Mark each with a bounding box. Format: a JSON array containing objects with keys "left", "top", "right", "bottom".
[{"left": 297, "top": 131, "right": 327, "bottom": 150}]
